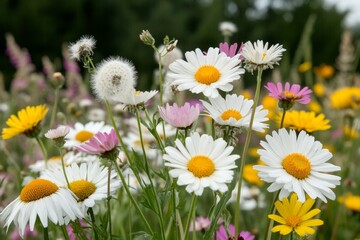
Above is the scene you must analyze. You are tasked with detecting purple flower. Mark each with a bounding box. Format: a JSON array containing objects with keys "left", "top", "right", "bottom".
[
  {"left": 216, "top": 225, "right": 255, "bottom": 240},
  {"left": 158, "top": 102, "right": 200, "bottom": 129},
  {"left": 265, "top": 82, "right": 312, "bottom": 109},
  {"left": 76, "top": 128, "right": 119, "bottom": 155},
  {"left": 187, "top": 99, "right": 205, "bottom": 112},
  {"left": 219, "top": 42, "right": 244, "bottom": 60}
]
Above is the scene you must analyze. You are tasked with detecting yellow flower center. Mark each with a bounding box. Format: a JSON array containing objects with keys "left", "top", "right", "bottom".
[
  {"left": 282, "top": 153, "right": 311, "bottom": 179},
  {"left": 187, "top": 155, "right": 215, "bottom": 178},
  {"left": 20, "top": 179, "right": 59, "bottom": 202},
  {"left": 135, "top": 90, "right": 141, "bottom": 95},
  {"left": 262, "top": 52, "right": 267, "bottom": 60},
  {"left": 195, "top": 65, "right": 221, "bottom": 85},
  {"left": 69, "top": 180, "right": 96, "bottom": 201},
  {"left": 75, "top": 130, "right": 94, "bottom": 142},
  {"left": 221, "top": 109, "right": 242, "bottom": 121},
  {"left": 49, "top": 155, "right": 61, "bottom": 161},
  {"left": 287, "top": 215, "right": 301, "bottom": 228},
  {"left": 283, "top": 91, "right": 301, "bottom": 101}
]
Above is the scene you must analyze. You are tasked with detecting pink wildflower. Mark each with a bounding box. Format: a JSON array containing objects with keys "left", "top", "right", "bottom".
[
  {"left": 189, "top": 216, "right": 211, "bottom": 232},
  {"left": 76, "top": 128, "right": 119, "bottom": 155},
  {"left": 158, "top": 102, "right": 200, "bottom": 129},
  {"left": 216, "top": 224, "right": 255, "bottom": 240},
  {"left": 219, "top": 42, "right": 244, "bottom": 60},
  {"left": 265, "top": 82, "right": 312, "bottom": 109}
]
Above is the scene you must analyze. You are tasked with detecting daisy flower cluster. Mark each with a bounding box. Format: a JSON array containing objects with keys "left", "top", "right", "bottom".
[{"left": 0, "top": 25, "right": 357, "bottom": 240}]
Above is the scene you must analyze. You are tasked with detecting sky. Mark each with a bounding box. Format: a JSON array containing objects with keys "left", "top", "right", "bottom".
[
  {"left": 325, "top": 0, "right": 360, "bottom": 27},
  {"left": 256, "top": 0, "right": 360, "bottom": 27}
]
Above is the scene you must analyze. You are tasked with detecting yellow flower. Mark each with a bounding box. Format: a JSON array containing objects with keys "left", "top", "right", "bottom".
[
  {"left": 330, "top": 87, "right": 360, "bottom": 110},
  {"left": 343, "top": 124, "right": 359, "bottom": 140},
  {"left": 313, "top": 83, "right": 325, "bottom": 97},
  {"left": 343, "top": 194, "right": 360, "bottom": 212},
  {"left": 278, "top": 110, "right": 330, "bottom": 133},
  {"left": 307, "top": 101, "right": 322, "bottom": 113},
  {"left": 2, "top": 105, "right": 48, "bottom": 139},
  {"left": 314, "top": 64, "right": 334, "bottom": 79},
  {"left": 298, "top": 61, "right": 312, "bottom": 73},
  {"left": 261, "top": 95, "right": 278, "bottom": 119},
  {"left": 268, "top": 193, "right": 324, "bottom": 236},
  {"left": 242, "top": 89, "right": 252, "bottom": 100},
  {"left": 243, "top": 163, "right": 263, "bottom": 186}
]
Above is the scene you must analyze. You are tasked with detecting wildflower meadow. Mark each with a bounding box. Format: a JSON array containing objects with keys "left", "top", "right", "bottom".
[{"left": 0, "top": 20, "right": 360, "bottom": 240}]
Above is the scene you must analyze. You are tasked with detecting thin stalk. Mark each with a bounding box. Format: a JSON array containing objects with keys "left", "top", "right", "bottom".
[
  {"left": 59, "top": 147, "right": 70, "bottom": 188},
  {"left": 264, "top": 191, "right": 280, "bottom": 240},
  {"left": 144, "top": 108, "right": 165, "bottom": 152},
  {"left": 61, "top": 225, "right": 70, "bottom": 240},
  {"left": 183, "top": 194, "right": 197, "bottom": 240},
  {"left": 85, "top": 54, "right": 96, "bottom": 72},
  {"left": 234, "top": 68, "right": 263, "bottom": 235},
  {"left": 49, "top": 87, "right": 60, "bottom": 128},
  {"left": 280, "top": 108, "right": 287, "bottom": 129},
  {"left": 135, "top": 109, "right": 166, "bottom": 240},
  {"left": 107, "top": 164, "right": 113, "bottom": 240},
  {"left": 88, "top": 208, "right": 99, "bottom": 240},
  {"left": 104, "top": 100, "right": 131, "bottom": 161},
  {"left": 43, "top": 227, "right": 49, "bottom": 240},
  {"left": 112, "top": 162, "right": 154, "bottom": 235},
  {"left": 35, "top": 136, "right": 48, "bottom": 167}
]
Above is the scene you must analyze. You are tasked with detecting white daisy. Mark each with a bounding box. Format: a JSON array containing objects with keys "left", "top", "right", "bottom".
[
  {"left": 123, "top": 132, "right": 159, "bottom": 160},
  {"left": 64, "top": 121, "right": 111, "bottom": 148},
  {"left": 0, "top": 179, "right": 83, "bottom": 237},
  {"left": 227, "top": 182, "right": 266, "bottom": 211},
  {"left": 91, "top": 57, "right": 137, "bottom": 102},
  {"left": 117, "top": 89, "right": 158, "bottom": 106},
  {"left": 242, "top": 40, "right": 286, "bottom": 73},
  {"left": 201, "top": 94, "right": 269, "bottom": 132},
  {"left": 218, "top": 21, "right": 238, "bottom": 36},
  {"left": 41, "top": 162, "right": 121, "bottom": 212},
  {"left": 163, "top": 132, "right": 239, "bottom": 195},
  {"left": 68, "top": 35, "right": 96, "bottom": 61},
  {"left": 253, "top": 129, "right": 341, "bottom": 203},
  {"left": 44, "top": 125, "right": 70, "bottom": 139},
  {"left": 168, "top": 47, "right": 244, "bottom": 98}
]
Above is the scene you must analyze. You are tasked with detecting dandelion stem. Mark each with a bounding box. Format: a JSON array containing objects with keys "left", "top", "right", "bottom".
[
  {"left": 35, "top": 136, "right": 48, "bottom": 168},
  {"left": 234, "top": 67, "right": 263, "bottom": 235},
  {"left": 135, "top": 108, "right": 166, "bottom": 240},
  {"left": 107, "top": 164, "right": 113, "bottom": 240},
  {"left": 183, "top": 194, "right": 197, "bottom": 240},
  {"left": 49, "top": 87, "right": 60, "bottom": 128}
]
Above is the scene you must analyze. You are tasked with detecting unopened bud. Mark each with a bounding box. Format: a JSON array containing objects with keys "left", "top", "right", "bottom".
[
  {"left": 52, "top": 72, "right": 65, "bottom": 88},
  {"left": 140, "top": 30, "right": 155, "bottom": 46}
]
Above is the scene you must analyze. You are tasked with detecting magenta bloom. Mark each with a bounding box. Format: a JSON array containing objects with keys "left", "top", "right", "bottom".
[
  {"left": 216, "top": 225, "right": 255, "bottom": 240},
  {"left": 158, "top": 102, "right": 200, "bottom": 129},
  {"left": 219, "top": 42, "right": 244, "bottom": 59},
  {"left": 189, "top": 216, "right": 211, "bottom": 232},
  {"left": 265, "top": 82, "right": 312, "bottom": 106},
  {"left": 76, "top": 128, "right": 118, "bottom": 154}
]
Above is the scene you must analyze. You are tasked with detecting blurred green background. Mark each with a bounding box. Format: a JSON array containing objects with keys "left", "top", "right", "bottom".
[{"left": 0, "top": 0, "right": 358, "bottom": 90}]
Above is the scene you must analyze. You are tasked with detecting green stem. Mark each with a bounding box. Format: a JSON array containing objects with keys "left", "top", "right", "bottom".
[
  {"left": 107, "top": 164, "right": 113, "bottom": 240},
  {"left": 49, "top": 87, "right": 60, "bottom": 128},
  {"left": 280, "top": 108, "right": 287, "bottom": 129},
  {"left": 44, "top": 227, "right": 49, "bottom": 240},
  {"left": 135, "top": 109, "right": 166, "bottom": 240},
  {"left": 61, "top": 225, "right": 70, "bottom": 240},
  {"left": 264, "top": 191, "right": 280, "bottom": 240},
  {"left": 104, "top": 100, "right": 131, "bottom": 161},
  {"left": 35, "top": 136, "right": 48, "bottom": 168},
  {"left": 144, "top": 108, "right": 165, "bottom": 153},
  {"left": 112, "top": 162, "right": 154, "bottom": 235},
  {"left": 88, "top": 208, "right": 99, "bottom": 240},
  {"left": 86, "top": 54, "right": 96, "bottom": 73},
  {"left": 234, "top": 68, "right": 263, "bottom": 235},
  {"left": 59, "top": 147, "right": 70, "bottom": 188},
  {"left": 183, "top": 194, "right": 197, "bottom": 240}
]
